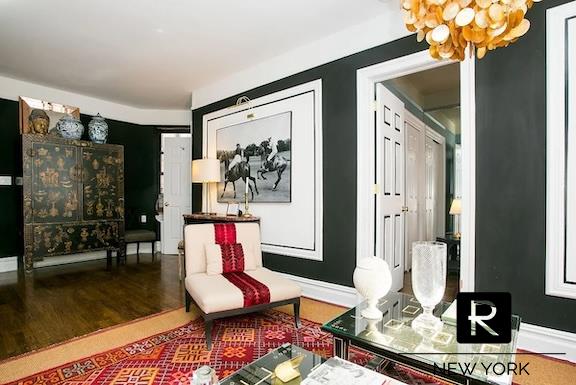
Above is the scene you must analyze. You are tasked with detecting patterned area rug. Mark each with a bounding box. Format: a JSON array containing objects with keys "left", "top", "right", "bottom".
[{"left": 3, "top": 310, "right": 455, "bottom": 385}]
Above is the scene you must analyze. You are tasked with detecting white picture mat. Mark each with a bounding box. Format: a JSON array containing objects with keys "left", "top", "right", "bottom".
[
  {"left": 546, "top": 1, "right": 576, "bottom": 299},
  {"left": 202, "top": 80, "right": 323, "bottom": 260},
  {"left": 566, "top": 18, "right": 576, "bottom": 283}
]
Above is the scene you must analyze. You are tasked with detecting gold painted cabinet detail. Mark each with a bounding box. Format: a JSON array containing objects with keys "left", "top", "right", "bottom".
[{"left": 23, "top": 134, "right": 125, "bottom": 272}]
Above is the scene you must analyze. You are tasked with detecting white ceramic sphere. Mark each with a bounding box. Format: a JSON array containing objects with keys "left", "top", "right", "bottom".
[{"left": 353, "top": 257, "right": 392, "bottom": 301}]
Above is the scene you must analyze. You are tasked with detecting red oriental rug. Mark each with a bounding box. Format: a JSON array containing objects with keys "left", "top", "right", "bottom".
[{"left": 0, "top": 310, "right": 462, "bottom": 385}]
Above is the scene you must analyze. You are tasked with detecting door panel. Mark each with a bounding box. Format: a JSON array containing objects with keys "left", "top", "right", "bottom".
[
  {"left": 404, "top": 116, "right": 425, "bottom": 271},
  {"left": 162, "top": 137, "right": 191, "bottom": 254},
  {"left": 376, "top": 84, "right": 405, "bottom": 292}
]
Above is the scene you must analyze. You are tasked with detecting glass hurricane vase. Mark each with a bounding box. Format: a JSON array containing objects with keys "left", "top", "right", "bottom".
[{"left": 411, "top": 241, "right": 447, "bottom": 334}]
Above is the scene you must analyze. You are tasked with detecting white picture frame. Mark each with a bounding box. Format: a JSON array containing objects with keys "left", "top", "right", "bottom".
[
  {"left": 546, "top": 1, "right": 576, "bottom": 299},
  {"left": 202, "top": 80, "right": 323, "bottom": 261}
]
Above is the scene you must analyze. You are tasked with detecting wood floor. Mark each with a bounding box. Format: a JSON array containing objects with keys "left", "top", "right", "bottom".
[
  {"left": 0, "top": 256, "right": 459, "bottom": 361},
  {"left": 0, "top": 254, "right": 184, "bottom": 360}
]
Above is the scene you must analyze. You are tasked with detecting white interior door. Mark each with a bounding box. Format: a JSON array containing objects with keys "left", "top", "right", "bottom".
[
  {"left": 162, "top": 137, "right": 191, "bottom": 254},
  {"left": 404, "top": 113, "right": 425, "bottom": 271},
  {"left": 424, "top": 133, "right": 446, "bottom": 240},
  {"left": 376, "top": 84, "right": 405, "bottom": 292}
]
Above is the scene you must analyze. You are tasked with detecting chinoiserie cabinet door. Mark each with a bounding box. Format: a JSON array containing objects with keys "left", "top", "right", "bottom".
[{"left": 81, "top": 147, "right": 124, "bottom": 221}]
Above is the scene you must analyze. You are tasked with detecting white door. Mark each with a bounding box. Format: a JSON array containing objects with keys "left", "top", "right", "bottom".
[
  {"left": 162, "top": 137, "right": 191, "bottom": 254},
  {"left": 424, "top": 133, "right": 446, "bottom": 240},
  {"left": 376, "top": 84, "right": 405, "bottom": 292},
  {"left": 404, "top": 114, "right": 425, "bottom": 271}
]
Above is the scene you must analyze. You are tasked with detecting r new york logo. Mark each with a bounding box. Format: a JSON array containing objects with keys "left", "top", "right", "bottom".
[{"left": 456, "top": 292, "right": 511, "bottom": 344}]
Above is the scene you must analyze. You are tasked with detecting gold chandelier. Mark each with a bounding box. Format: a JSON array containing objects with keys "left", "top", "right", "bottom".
[{"left": 402, "top": 0, "right": 540, "bottom": 61}]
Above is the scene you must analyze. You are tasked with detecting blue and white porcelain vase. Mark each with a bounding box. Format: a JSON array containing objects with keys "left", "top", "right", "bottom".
[
  {"left": 56, "top": 114, "right": 84, "bottom": 140},
  {"left": 88, "top": 113, "right": 109, "bottom": 144}
]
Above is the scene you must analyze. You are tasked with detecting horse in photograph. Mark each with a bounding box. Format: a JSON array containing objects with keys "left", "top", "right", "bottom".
[
  {"left": 257, "top": 140, "right": 288, "bottom": 191},
  {"left": 219, "top": 152, "right": 259, "bottom": 200}
]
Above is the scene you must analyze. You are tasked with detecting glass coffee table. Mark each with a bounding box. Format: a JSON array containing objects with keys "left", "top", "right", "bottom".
[
  {"left": 221, "top": 343, "right": 325, "bottom": 385},
  {"left": 322, "top": 292, "right": 521, "bottom": 385}
]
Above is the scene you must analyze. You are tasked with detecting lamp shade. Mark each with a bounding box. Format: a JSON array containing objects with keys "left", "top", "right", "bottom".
[
  {"left": 192, "top": 158, "right": 220, "bottom": 183},
  {"left": 449, "top": 198, "right": 461, "bottom": 215}
]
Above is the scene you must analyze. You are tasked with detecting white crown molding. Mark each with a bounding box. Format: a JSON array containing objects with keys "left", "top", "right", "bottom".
[
  {"left": 190, "top": 12, "right": 410, "bottom": 110},
  {"left": 0, "top": 75, "right": 190, "bottom": 126}
]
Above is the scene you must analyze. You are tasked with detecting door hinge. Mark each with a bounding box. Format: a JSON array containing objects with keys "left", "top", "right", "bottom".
[
  {"left": 372, "top": 184, "right": 380, "bottom": 194},
  {"left": 372, "top": 100, "right": 378, "bottom": 112},
  {"left": 402, "top": 206, "right": 409, "bottom": 212}
]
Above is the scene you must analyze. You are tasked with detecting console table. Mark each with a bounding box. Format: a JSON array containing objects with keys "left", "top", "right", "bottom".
[
  {"left": 322, "top": 292, "right": 521, "bottom": 385},
  {"left": 183, "top": 213, "right": 260, "bottom": 225}
]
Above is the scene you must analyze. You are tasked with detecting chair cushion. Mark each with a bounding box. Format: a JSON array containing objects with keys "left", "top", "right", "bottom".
[
  {"left": 125, "top": 229, "right": 156, "bottom": 242},
  {"left": 185, "top": 267, "right": 301, "bottom": 314},
  {"left": 205, "top": 243, "right": 257, "bottom": 275},
  {"left": 184, "top": 223, "right": 263, "bottom": 275}
]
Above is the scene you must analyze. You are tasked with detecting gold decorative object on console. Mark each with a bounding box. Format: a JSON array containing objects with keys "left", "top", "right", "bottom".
[
  {"left": 402, "top": 0, "right": 541, "bottom": 61},
  {"left": 273, "top": 355, "right": 304, "bottom": 383}
]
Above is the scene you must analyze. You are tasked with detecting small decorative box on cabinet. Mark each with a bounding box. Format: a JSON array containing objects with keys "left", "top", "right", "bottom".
[{"left": 22, "top": 134, "right": 125, "bottom": 272}]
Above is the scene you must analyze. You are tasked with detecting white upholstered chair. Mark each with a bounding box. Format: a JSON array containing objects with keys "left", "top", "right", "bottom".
[{"left": 184, "top": 222, "right": 302, "bottom": 349}]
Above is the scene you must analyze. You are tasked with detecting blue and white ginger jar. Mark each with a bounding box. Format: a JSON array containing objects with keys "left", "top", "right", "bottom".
[
  {"left": 56, "top": 114, "right": 84, "bottom": 140},
  {"left": 88, "top": 113, "right": 109, "bottom": 144}
]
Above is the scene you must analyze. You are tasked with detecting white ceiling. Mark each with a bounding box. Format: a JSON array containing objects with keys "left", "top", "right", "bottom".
[{"left": 0, "top": 0, "right": 391, "bottom": 109}]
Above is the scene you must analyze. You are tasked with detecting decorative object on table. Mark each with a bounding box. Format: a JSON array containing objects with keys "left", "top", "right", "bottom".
[
  {"left": 216, "top": 111, "right": 292, "bottom": 203},
  {"left": 22, "top": 134, "right": 125, "bottom": 273},
  {"left": 441, "top": 300, "right": 457, "bottom": 327},
  {"left": 19, "top": 96, "right": 80, "bottom": 135},
  {"left": 88, "top": 113, "right": 109, "bottom": 144},
  {"left": 353, "top": 257, "right": 393, "bottom": 319},
  {"left": 449, "top": 198, "right": 462, "bottom": 239},
  {"left": 55, "top": 114, "right": 84, "bottom": 139},
  {"left": 301, "top": 356, "right": 406, "bottom": 385},
  {"left": 191, "top": 365, "right": 218, "bottom": 385},
  {"left": 402, "top": 0, "right": 541, "bottom": 61},
  {"left": 192, "top": 158, "right": 221, "bottom": 215},
  {"left": 411, "top": 242, "right": 447, "bottom": 333},
  {"left": 273, "top": 354, "right": 304, "bottom": 382}
]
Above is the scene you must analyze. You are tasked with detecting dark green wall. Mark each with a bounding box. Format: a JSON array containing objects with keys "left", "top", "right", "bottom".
[
  {"left": 192, "top": 37, "right": 428, "bottom": 287},
  {"left": 0, "top": 97, "right": 162, "bottom": 257},
  {"left": 193, "top": 2, "right": 576, "bottom": 333},
  {"left": 475, "top": 0, "right": 576, "bottom": 333}
]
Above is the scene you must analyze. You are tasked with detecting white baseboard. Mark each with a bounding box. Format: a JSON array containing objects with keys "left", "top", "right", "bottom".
[
  {"left": 0, "top": 242, "right": 163, "bottom": 272},
  {"left": 518, "top": 323, "right": 576, "bottom": 363},
  {"left": 0, "top": 256, "right": 18, "bottom": 273},
  {"left": 277, "top": 272, "right": 361, "bottom": 308}
]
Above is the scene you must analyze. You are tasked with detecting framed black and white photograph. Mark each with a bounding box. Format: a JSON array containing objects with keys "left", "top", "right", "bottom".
[
  {"left": 203, "top": 80, "right": 323, "bottom": 261},
  {"left": 216, "top": 111, "right": 292, "bottom": 203}
]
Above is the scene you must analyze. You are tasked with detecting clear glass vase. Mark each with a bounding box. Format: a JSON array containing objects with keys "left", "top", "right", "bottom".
[{"left": 411, "top": 241, "right": 447, "bottom": 334}]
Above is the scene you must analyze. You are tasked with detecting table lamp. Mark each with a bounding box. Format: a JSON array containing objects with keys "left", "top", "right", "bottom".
[
  {"left": 449, "top": 198, "right": 461, "bottom": 239},
  {"left": 192, "top": 158, "right": 220, "bottom": 215}
]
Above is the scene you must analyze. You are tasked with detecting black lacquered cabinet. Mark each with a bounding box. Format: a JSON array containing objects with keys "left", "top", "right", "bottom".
[{"left": 22, "top": 134, "right": 125, "bottom": 272}]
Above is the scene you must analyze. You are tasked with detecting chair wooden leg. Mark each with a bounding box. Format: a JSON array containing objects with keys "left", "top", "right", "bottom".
[
  {"left": 185, "top": 291, "right": 191, "bottom": 312},
  {"left": 294, "top": 300, "right": 301, "bottom": 329},
  {"left": 205, "top": 319, "right": 213, "bottom": 350}
]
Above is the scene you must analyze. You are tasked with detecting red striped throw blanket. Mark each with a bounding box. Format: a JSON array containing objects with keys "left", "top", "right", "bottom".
[{"left": 213, "top": 223, "right": 270, "bottom": 307}]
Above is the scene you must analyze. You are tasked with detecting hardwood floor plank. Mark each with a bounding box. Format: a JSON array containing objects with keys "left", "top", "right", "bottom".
[{"left": 0, "top": 254, "right": 183, "bottom": 360}]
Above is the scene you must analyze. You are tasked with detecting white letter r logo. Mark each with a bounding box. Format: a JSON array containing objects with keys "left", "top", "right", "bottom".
[{"left": 469, "top": 301, "right": 498, "bottom": 336}]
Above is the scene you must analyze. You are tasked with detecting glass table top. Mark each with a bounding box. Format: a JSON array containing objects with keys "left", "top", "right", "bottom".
[
  {"left": 322, "top": 292, "right": 521, "bottom": 385},
  {"left": 221, "top": 344, "right": 325, "bottom": 385}
]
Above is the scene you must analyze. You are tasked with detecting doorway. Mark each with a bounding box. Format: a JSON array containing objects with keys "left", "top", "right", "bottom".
[
  {"left": 356, "top": 50, "right": 475, "bottom": 300},
  {"left": 159, "top": 132, "right": 191, "bottom": 255}
]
